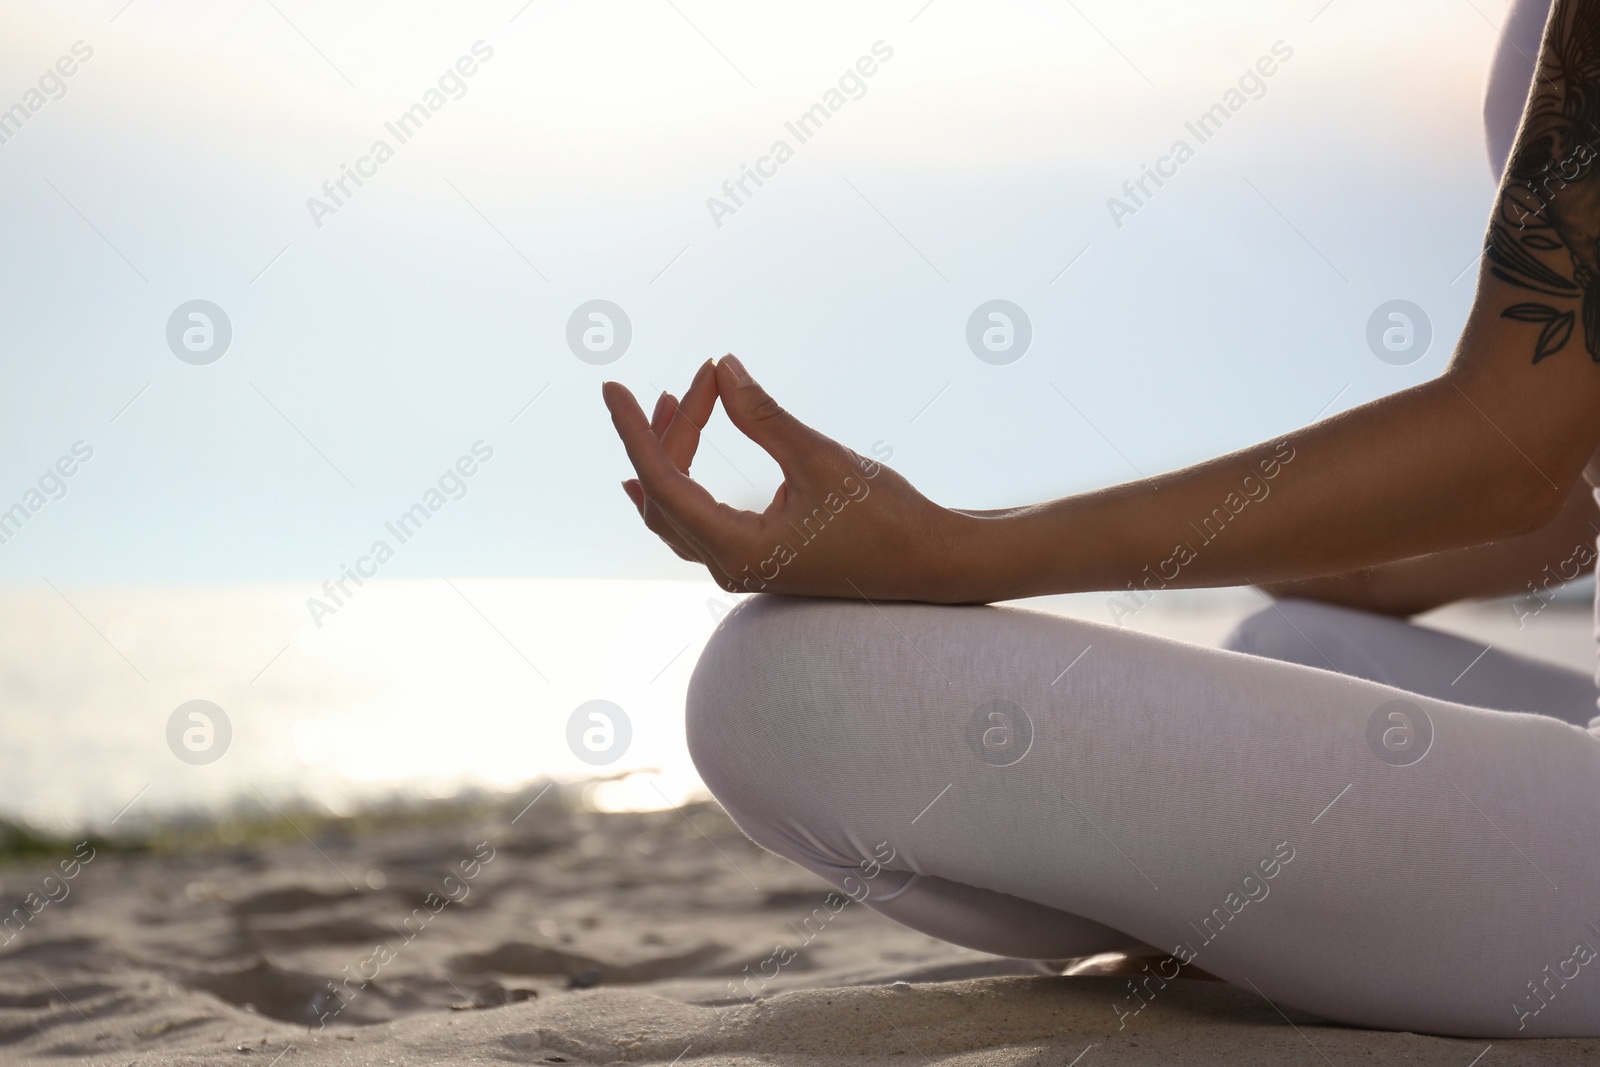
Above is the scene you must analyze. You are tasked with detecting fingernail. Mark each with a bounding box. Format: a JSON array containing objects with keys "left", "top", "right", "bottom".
[{"left": 722, "top": 355, "right": 751, "bottom": 386}]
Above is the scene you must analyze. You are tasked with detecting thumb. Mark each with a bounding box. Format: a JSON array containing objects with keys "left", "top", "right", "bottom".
[{"left": 715, "top": 355, "right": 815, "bottom": 469}]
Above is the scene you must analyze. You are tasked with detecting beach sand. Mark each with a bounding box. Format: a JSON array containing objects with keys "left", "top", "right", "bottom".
[{"left": 3, "top": 785, "right": 1598, "bottom": 1066}]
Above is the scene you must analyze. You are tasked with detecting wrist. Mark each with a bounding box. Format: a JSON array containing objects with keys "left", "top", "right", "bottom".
[{"left": 935, "top": 505, "right": 1039, "bottom": 603}]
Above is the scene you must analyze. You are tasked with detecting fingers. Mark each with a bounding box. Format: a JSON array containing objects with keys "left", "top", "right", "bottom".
[
  {"left": 650, "top": 391, "right": 676, "bottom": 437},
  {"left": 714, "top": 355, "right": 817, "bottom": 475},
  {"left": 606, "top": 371, "right": 773, "bottom": 593},
  {"left": 622, "top": 477, "right": 644, "bottom": 512},
  {"left": 643, "top": 389, "right": 686, "bottom": 548},
  {"left": 661, "top": 359, "right": 718, "bottom": 471},
  {"left": 623, "top": 479, "right": 749, "bottom": 592},
  {"left": 602, "top": 380, "right": 742, "bottom": 550},
  {"left": 621, "top": 375, "right": 734, "bottom": 566},
  {"left": 637, "top": 383, "right": 709, "bottom": 552},
  {"left": 623, "top": 479, "right": 701, "bottom": 562}
]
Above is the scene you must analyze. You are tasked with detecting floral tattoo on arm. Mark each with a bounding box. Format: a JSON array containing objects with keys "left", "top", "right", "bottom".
[{"left": 1489, "top": 0, "right": 1600, "bottom": 363}]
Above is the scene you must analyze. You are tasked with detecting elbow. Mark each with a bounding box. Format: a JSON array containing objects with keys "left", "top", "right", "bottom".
[
  {"left": 1490, "top": 475, "right": 1571, "bottom": 540},
  {"left": 1431, "top": 364, "right": 1595, "bottom": 543}
]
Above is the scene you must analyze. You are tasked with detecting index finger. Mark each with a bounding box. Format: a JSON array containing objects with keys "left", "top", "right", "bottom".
[
  {"left": 662, "top": 358, "right": 718, "bottom": 471},
  {"left": 602, "top": 380, "right": 753, "bottom": 553}
]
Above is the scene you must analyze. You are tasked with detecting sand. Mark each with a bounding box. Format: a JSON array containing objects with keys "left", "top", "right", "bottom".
[{"left": 3, "top": 785, "right": 1597, "bottom": 1066}]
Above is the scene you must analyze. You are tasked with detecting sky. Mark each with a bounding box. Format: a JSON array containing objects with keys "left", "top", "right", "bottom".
[{"left": 0, "top": 0, "right": 1513, "bottom": 585}]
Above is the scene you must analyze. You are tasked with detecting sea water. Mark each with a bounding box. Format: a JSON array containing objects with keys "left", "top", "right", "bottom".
[{"left": 0, "top": 579, "right": 1589, "bottom": 832}]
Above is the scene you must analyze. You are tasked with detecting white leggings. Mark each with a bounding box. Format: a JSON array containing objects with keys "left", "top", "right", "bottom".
[{"left": 686, "top": 596, "right": 1600, "bottom": 1037}]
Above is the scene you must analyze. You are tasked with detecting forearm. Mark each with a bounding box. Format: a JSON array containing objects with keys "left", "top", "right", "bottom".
[
  {"left": 1256, "top": 476, "right": 1599, "bottom": 616},
  {"left": 958, "top": 347, "right": 1584, "bottom": 603}
]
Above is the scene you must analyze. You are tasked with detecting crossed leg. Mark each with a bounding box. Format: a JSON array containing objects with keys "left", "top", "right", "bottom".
[{"left": 686, "top": 594, "right": 1600, "bottom": 1038}]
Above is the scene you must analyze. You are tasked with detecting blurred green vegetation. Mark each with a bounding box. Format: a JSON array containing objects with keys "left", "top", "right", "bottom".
[{"left": 0, "top": 782, "right": 567, "bottom": 867}]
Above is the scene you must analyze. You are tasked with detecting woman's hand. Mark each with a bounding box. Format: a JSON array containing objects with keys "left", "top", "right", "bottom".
[{"left": 603, "top": 355, "right": 978, "bottom": 602}]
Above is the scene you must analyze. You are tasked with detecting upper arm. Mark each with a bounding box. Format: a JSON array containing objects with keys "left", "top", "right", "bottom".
[{"left": 1449, "top": 0, "right": 1600, "bottom": 514}]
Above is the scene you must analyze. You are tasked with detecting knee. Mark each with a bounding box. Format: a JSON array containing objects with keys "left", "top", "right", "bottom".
[
  {"left": 686, "top": 595, "right": 880, "bottom": 863},
  {"left": 1219, "top": 598, "right": 1348, "bottom": 668},
  {"left": 684, "top": 595, "right": 820, "bottom": 815}
]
